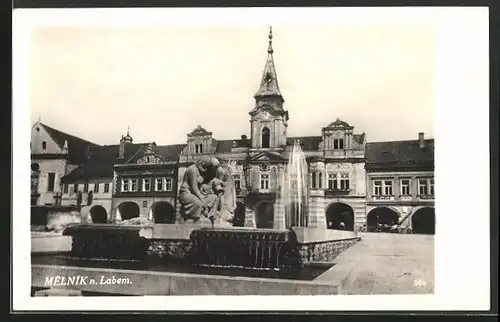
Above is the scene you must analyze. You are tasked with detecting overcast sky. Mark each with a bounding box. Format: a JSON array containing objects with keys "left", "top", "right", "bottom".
[{"left": 30, "top": 24, "right": 435, "bottom": 146}]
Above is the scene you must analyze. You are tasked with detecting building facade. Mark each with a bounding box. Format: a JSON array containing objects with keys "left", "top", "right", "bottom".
[
  {"left": 30, "top": 121, "right": 98, "bottom": 206},
  {"left": 31, "top": 27, "right": 435, "bottom": 233},
  {"left": 365, "top": 132, "right": 435, "bottom": 234}
]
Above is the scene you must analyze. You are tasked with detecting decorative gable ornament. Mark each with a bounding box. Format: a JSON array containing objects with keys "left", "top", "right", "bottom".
[{"left": 188, "top": 125, "right": 212, "bottom": 137}]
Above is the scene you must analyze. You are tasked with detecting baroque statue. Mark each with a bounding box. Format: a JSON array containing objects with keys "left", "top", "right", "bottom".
[{"left": 178, "top": 155, "right": 236, "bottom": 226}]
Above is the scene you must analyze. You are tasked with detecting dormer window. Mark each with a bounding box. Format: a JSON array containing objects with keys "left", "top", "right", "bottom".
[
  {"left": 333, "top": 138, "right": 344, "bottom": 150},
  {"left": 195, "top": 144, "right": 203, "bottom": 154}
]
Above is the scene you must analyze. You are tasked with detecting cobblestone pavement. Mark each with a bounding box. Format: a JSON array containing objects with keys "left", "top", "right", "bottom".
[{"left": 336, "top": 232, "right": 434, "bottom": 294}]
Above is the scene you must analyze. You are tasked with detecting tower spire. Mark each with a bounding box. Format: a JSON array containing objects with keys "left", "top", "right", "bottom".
[{"left": 253, "top": 25, "right": 284, "bottom": 102}]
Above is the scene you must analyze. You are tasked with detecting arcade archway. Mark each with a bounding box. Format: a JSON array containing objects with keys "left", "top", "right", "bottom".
[
  {"left": 255, "top": 202, "right": 274, "bottom": 229},
  {"left": 118, "top": 202, "right": 140, "bottom": 221},
  {"left": 325, "top": 203, "right": 354, "bottom": 231},
  {"left": 90, "top": 205, "right": 107, "bottom": 223},
  {"left": 366, "top": 207, "right": 400, "bottom": 232},
  {"left": 412, "top": 207, "right": 435, "bottom": 235},
  {"left": 152, "top": 202, "right": 176, "bottom": 224},
  {"left": 233, "top": 202, "right": 246, "bottom": 227}
]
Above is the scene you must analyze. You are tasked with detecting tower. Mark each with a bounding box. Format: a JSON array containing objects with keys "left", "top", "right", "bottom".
[{"left": 249, "top": 26, "right": 289, "bottom": 149}]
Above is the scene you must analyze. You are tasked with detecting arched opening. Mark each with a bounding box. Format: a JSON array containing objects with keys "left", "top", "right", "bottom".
[
  {"left": 118, "top": 202, "right": 140, "bottom": 221},
  {"left": 90, "top": 205, "right": 107, "bottom": 223},
  {"left": 152, "top": 202, "right": 176, "bottom": 224},
  {"left": 261, "top": 127, "right": 270, "bottom": 148},
  {"left": 287, "top": 201, "right": 307, "bottom": 227},
  {"left": 325, "top": 203, "right": 354, "bottom": 231},
  {"left": 411, "top": 207, "right": 435, "bottom": 235},
  {"left": 366, "top": 207, "right": 400, "bottom": 232},
  {"left": 255, "top": 202, "right": 274, "bottom": 229},
  {"left": 233, "top": 202, "right": 246, "bottom": 227}
]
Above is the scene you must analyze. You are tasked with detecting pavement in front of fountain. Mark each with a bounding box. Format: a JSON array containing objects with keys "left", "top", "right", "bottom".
[{"left": 315, "top": 232, "right": 434, "bottom": 294}]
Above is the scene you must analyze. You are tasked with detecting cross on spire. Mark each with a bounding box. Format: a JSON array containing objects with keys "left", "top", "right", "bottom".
[{"left": 268, "top": 26, "right": 273, "bottom": 54}]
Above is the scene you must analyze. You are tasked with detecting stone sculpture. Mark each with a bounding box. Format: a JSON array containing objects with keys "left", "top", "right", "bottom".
[{"left": 178, "top": 156, "right": 236, "bottom": 226}]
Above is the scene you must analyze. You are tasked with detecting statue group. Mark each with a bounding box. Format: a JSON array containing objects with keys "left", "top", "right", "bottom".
[{"left": 178, "top": 156, "right": 236, "bottom": 226}]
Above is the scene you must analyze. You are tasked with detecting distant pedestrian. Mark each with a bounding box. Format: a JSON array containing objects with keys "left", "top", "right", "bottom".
[{"left": 339, "top": 221, "right": 346, "bottom": 230}]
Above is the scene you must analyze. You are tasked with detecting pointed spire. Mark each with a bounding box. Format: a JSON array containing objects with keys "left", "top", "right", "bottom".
[{"left": 254, "top": 25, "right": 284, "bottom": 101}]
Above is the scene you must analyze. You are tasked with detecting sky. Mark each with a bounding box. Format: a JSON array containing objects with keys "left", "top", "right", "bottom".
[{"left": 30, "top": 23, "right": 435, "bottom": 146}]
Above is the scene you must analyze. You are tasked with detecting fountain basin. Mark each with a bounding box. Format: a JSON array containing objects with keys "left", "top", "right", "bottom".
[
  {"left": 62, "top": 224, "right": 153, "bottom": 262},
  {"left": 58, "top": 224, "right": 360, "bottom": 268}
]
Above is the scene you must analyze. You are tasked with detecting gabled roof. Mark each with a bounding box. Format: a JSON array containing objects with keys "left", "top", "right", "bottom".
[
  {"left": 61, "top": 143, "right": 148, "bottom": 182},
  {"left": 39, "top": 122, "right": 100, "bottom": 163},
  {"left": 366, "top": 139, "right": 434, "bottom": 165}
]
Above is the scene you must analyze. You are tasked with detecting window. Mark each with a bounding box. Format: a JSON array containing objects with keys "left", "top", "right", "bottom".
[
  {"left": 195, "top": 144, "right": 203, "bottom": 154},
  {"left": 104, "top": 183, "right": 110, "bottom": 193},
  {"left": 165, "top": 178, "right": 173, "bottom": 191},
  {"left": 383, "top": 180, "right": 393, "bottom": 196},
  {"left": 74, "top": 184, "right": 79, "bottom": 193},
  {"left": 155, "top": 177, "right": 173, "bottom": 191},
  {"left": 400, "top": 179, "right": 411, "bottom": 196},
  {"left": 261, "top": 127, "right": 270, "bottom": 148},
  {"left": 418, "top": 178, "right": 434, "bottom": 196},
  {"left": 83, "top": 183, "right": 89, "bottom": 193},
  {"left": 311, "top": 172, "right": 323, "bottom": 189},
  {"left": 121, "top": 179, "right": 129, "bottom": 192},
  {"left": 94, "top": 183, "right": 100, "bottom": 193},
  {"left": 260, "top": 173, "right": 270, "bottom": 190},
  {"left": 143, "top": 178, "right": 151, "bottom": 192},
  {"left": 42, "top": 141, "right": 47, "bottom": 150},
  {"left": 199, "top": 144, "right": 203, "bottom": 154},
  {"left": 233, "top": 174, "right": 241, "bottom": 190},
  {"left": 130, "top": 179, "right": 138, "bottom": 192},
  {"left": 373, "top": 180, "right": 383, "bottom": 196},
  {"left": 333, "top": 138, "right": 344, "bottom": 150},
  {"left": 340, "top": 174, "right": 350, "bottom": 190},
  {"left": 328, "top": 174, "right": 337, "bottom": 190},
  {"left": 63, "top": 184, "right": 69, "bottom": 194},
  {"left": 156, "top": 177, "right": 164, "bottom": 191},
  {"left": 47, "top": 173, "right": 55, "bottom": 192},
  {"left": 418, "top": 179, "right": 428, "bottom": 195}
]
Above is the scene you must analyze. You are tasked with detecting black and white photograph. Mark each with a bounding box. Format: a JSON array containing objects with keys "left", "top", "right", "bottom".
[{"left": 12, "top": 7, "right": 491, "bottom": 311}]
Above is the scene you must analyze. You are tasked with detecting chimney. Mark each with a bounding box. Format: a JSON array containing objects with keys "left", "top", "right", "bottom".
[{"left": 418, "top": 132, "right": 425, "bottom": 148}]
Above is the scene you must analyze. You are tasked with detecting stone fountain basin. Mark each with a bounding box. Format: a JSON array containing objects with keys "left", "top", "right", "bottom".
[{"left": 31, "top": 224, "right": 361, "bottom": 295}]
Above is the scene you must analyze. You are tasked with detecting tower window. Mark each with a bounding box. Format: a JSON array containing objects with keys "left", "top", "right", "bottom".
[
  {"left": 47, "top": 173, "right": 55, "bottom": 192},
  {"left": 333, "top": 139, "right": 344, "bottom": 150},
  {"left": 42, "top": 141, "right": 47, "bottom": 150},
  {"left": 261, "top": 127, "right": 270, "bottom": 148}
]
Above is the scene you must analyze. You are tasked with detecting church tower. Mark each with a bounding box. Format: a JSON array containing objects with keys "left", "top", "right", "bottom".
[{"left": 249, "top": 26, "right": 289, "bottom": 149}]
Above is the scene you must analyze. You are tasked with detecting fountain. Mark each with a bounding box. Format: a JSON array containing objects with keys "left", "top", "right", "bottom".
[
  {"left": 280, "top": 140, "right": 310, "bottom": 228},
  {"left": 32, "top": 144, "right": 361, "bottom": 295}
]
